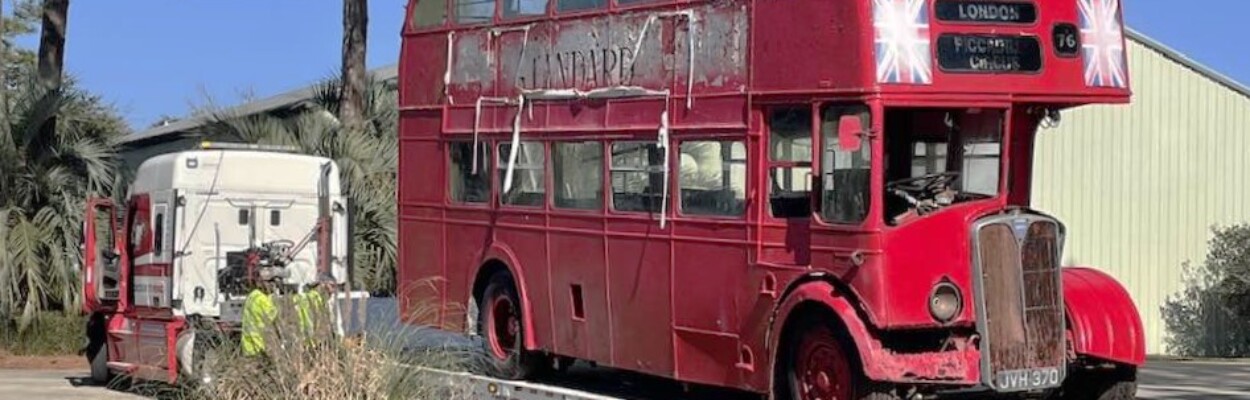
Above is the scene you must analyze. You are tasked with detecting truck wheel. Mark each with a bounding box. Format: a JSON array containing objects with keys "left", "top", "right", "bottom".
[
  {"left": 478, "top": 272, "right": 542, "bottom": 380},
  {"left": 778, "top": 314, "right": 874, "bottom": 400},
  {"left": 88, "top": 339, "right": 111, "bottom": 385},
  {"left": 85, "top": 314, "right": 113, "bottom": 386},
  {"left": 190, "top": 331, "right": 222, "bottom": 393}
]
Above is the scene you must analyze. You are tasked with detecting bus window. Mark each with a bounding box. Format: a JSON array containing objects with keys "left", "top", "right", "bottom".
[
  {"left": 497, "top": 141, "right": 546, "bottom": 207},
  {"left": 882, "top": 108, "right": 1003, "bottom": 224},
  {"left": 449, "top": 142, "right": 490, "bottom": 203},
  {"left": 617, "top": 0, "right": 662, "bottom": 5},
  {"left": 679, "top": 140, "right": 747, "bottom": 217},
  {"left": 610, "top": 142, "right": 664, "bottom": 213},
  {"left": 820, "top": 106, "right": 872, "bottom": 224},
  {"left": 557, "top": 0, "right": 605, "bottom": 13},
  {"left": 768, "top": 108, "right": 813, "bottom": 218},
  {"left": 503, "top": 0, "right": 547, "bottom": 18},
  {"left": 553, "top": 141, "right": 603, "bottom": 210},
  {"left": 411, "top": 0, "right": 447, "bottom": 28},
  {"left": 455, "top": 0, "right": 495, "bottom": 24}
]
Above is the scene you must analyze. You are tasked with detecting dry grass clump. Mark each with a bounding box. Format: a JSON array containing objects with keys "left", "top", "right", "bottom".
[{"left": 179, "top": 294, "right": 474, "bottom": 400}]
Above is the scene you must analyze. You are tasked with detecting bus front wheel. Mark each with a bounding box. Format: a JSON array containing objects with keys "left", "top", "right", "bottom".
[
  {"left": 777, "top": 312, "right": 892, "bottom": 400},
  {"left": 478, "top": 272, "right": 543, "bottom": 380}
]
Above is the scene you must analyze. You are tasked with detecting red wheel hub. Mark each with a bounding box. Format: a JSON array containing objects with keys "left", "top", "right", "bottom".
[
  {"left": 487, "top": 295, "right": 520, "bottom": 360},
  {"left": 792, "top": 326, "right": 853, "bottom": 400}
]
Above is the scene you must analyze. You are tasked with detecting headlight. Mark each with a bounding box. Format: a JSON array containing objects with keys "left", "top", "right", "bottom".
[{"left": 929, "top": 281, "right": 963, "bottom": 323}]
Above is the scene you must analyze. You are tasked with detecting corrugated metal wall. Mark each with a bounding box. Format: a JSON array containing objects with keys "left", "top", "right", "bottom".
[{"left": 1032, "top": 36, "right": 1250, "bottom": 355}]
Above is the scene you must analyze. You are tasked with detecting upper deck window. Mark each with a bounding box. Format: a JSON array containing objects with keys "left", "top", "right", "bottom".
[
  {"left": 449, "top": 142, "right": 490, "bottom": 203},
  {"left": 679, "top": 140, "right": 747, "bottom": 217},
  {"left": 503, "top": 0, "right": 547, "bottom": 18},
  {"left": 557, "top": 0, "right": 604, "bottom": 13},
  {"left": 554, "top": 141, "right": 603, "bottom": 210},
  {"left": 411, "top": 0, "right": 447, "bottom": 28},
  {"left": 455, "top": 0, "right": 495, "bottom": 24},
  {"left": 616, "top": 0, "right": 663, "bottom": 5},
  {"left": 610, "top": 142, "right": 664, "bottom": 213}
]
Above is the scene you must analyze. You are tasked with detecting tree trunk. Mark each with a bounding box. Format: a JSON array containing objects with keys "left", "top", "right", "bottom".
[
  {"left": 0, "top": 0, "right": 8, "bottom": 123},
  {"left": 37, "top": 0, "right": 68, "bottom": 92},
  {"left": 340, "top": 0, "right": 367, "bottom": 135},
  {"left": 35, "top": 0, "right": 68, "bottom": 148}
]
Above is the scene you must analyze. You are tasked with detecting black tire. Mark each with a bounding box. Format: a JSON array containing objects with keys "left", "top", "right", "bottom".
[
  {"left": 477, "top": 272, "right": 545, "bottom": 380},
  {"left": 187, "top": 327, "right": 231, "bottom": 397},
  {"left": 85, "top": 314, "right": 113, "bottom": 386},
  {"left": 88, "top": 340, "right": 111, "bottom": 385},
  {"left": 776, "top": 312, "right": 886, "bottom": 400}
]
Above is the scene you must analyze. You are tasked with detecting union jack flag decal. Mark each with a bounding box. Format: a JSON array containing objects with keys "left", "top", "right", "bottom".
[
  {"left": 1079, "top": 0, "right": 1128, "bottom": 88},
  {"left": 874, "top": 0, "right": 932, "bottom": 85}
]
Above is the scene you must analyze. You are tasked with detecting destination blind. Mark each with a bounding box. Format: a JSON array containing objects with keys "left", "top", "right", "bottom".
[
  {"left": 935, "top": 0, "right": 1038, "bottom": 24},
  {"left": 936, "top": 34, "right": 1043, "bottom": 73}
]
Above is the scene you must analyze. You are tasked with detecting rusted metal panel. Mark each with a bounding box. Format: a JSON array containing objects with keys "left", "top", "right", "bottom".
[
  {"left": 447, "top": 3, "right": 748, "bottom": 101},
  {"left": 978, "top": 224, "right": 1029, "bottom": 371},
  {"left": 973, "top": 213, "right": 1067, "bottom": 389}
]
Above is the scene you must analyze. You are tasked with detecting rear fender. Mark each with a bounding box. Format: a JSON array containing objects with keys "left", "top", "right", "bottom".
[{"left": 1062, "top": 267, "right": 1146, "bottom": 366}]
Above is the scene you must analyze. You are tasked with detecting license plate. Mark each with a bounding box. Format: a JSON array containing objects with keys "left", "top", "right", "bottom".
[{"left": 994, "top": 367, "right": 1062, "bottom": 391}]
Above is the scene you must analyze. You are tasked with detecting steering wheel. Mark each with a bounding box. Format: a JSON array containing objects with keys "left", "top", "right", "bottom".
[
  {"left": 266, "top": 239, "right": 297, "bottom": 249},
  {"left": 887, "top": 171, "right": 960, "bottom": 195}
]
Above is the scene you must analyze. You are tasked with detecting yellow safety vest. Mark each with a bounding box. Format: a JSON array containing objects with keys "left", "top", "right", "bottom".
[
  {"left": 295, "top": 290, "right": 325, "bottom": 335},
  {"left": 242, "top": 289, "right": 276, "bottom": 356}
]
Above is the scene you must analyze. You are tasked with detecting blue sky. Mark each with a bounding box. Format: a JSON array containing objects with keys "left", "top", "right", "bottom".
[{"left": 10, "top": 0, "right": 1248, "bottom": 131}]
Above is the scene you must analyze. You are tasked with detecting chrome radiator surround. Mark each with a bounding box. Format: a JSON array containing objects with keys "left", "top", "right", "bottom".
[{"left": 970, "top": 209, "right": 1067, "bottom": 392}]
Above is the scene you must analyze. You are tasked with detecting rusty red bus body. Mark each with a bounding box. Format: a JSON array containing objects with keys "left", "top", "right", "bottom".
[{"left": 396, "top": 0, "right": 1144, "bottom": 397}]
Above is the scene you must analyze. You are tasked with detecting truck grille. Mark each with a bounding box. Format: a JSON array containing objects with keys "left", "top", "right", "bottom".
[{"left": 972, "top": 213, "right": 1065, "bottom": 389}]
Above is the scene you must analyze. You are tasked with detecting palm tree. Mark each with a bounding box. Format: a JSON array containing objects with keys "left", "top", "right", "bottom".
[
  {"left": 0, "top": 75, "right": 125, "bottom": 329},
  {"left": 340, "top": 0, "right": 368, "bottom": 135},
  {"left": 203, "top": 76, "right": 398, "bottom": 294}
]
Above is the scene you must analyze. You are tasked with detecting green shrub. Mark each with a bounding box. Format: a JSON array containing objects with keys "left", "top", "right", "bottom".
[
  {"left": 0, "top": 313, "right": 85, "bottom": 356},
  {"left": 158, "top": 295, "right": 474, "bottom": 400},
  {"left": 1162, "top": 224, "right": 1250, "bottom": 357}
]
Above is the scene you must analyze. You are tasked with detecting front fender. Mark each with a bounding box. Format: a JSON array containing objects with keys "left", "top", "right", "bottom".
[
  {"left": 768, "top": 280, "right": 981, "bottom": 387},
  {"left": 1062, "top": 267, "right": 1146, "bottom": 366}
]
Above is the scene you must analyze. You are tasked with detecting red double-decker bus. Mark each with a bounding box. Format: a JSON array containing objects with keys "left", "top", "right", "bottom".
[{"left": 395, "top": 0, "right": 1144, "bottom": 398}]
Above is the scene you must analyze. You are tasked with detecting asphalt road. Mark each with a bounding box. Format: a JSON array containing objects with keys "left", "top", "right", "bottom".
[
  {"left": 0, "top": 369, "right": 142, "bottom": 400},
  {"left": 1, "top": 360, "right": 1247, "bottom": 399},
  {"left": 1136, "top": 360, "right": 1250, "bottom": 399}
]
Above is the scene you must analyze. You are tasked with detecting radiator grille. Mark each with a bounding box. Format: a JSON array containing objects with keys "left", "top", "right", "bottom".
[{"left": 974, "top": 215, "right": 1065, "bottom": 383}]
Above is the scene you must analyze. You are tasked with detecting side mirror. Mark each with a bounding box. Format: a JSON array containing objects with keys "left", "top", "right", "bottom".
[{"left": 838, "top": 115, "right": 864, "bottom": 151}]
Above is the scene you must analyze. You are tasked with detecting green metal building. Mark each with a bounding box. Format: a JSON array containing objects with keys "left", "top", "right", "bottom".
[{"left": 1034, "top": 29, "right": 1250, "bottom": 355}]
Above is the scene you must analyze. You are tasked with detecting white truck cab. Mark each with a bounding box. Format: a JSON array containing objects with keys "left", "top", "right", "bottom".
[{"left": 81, "top": 142, "right": 354, "bottom": 384}]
